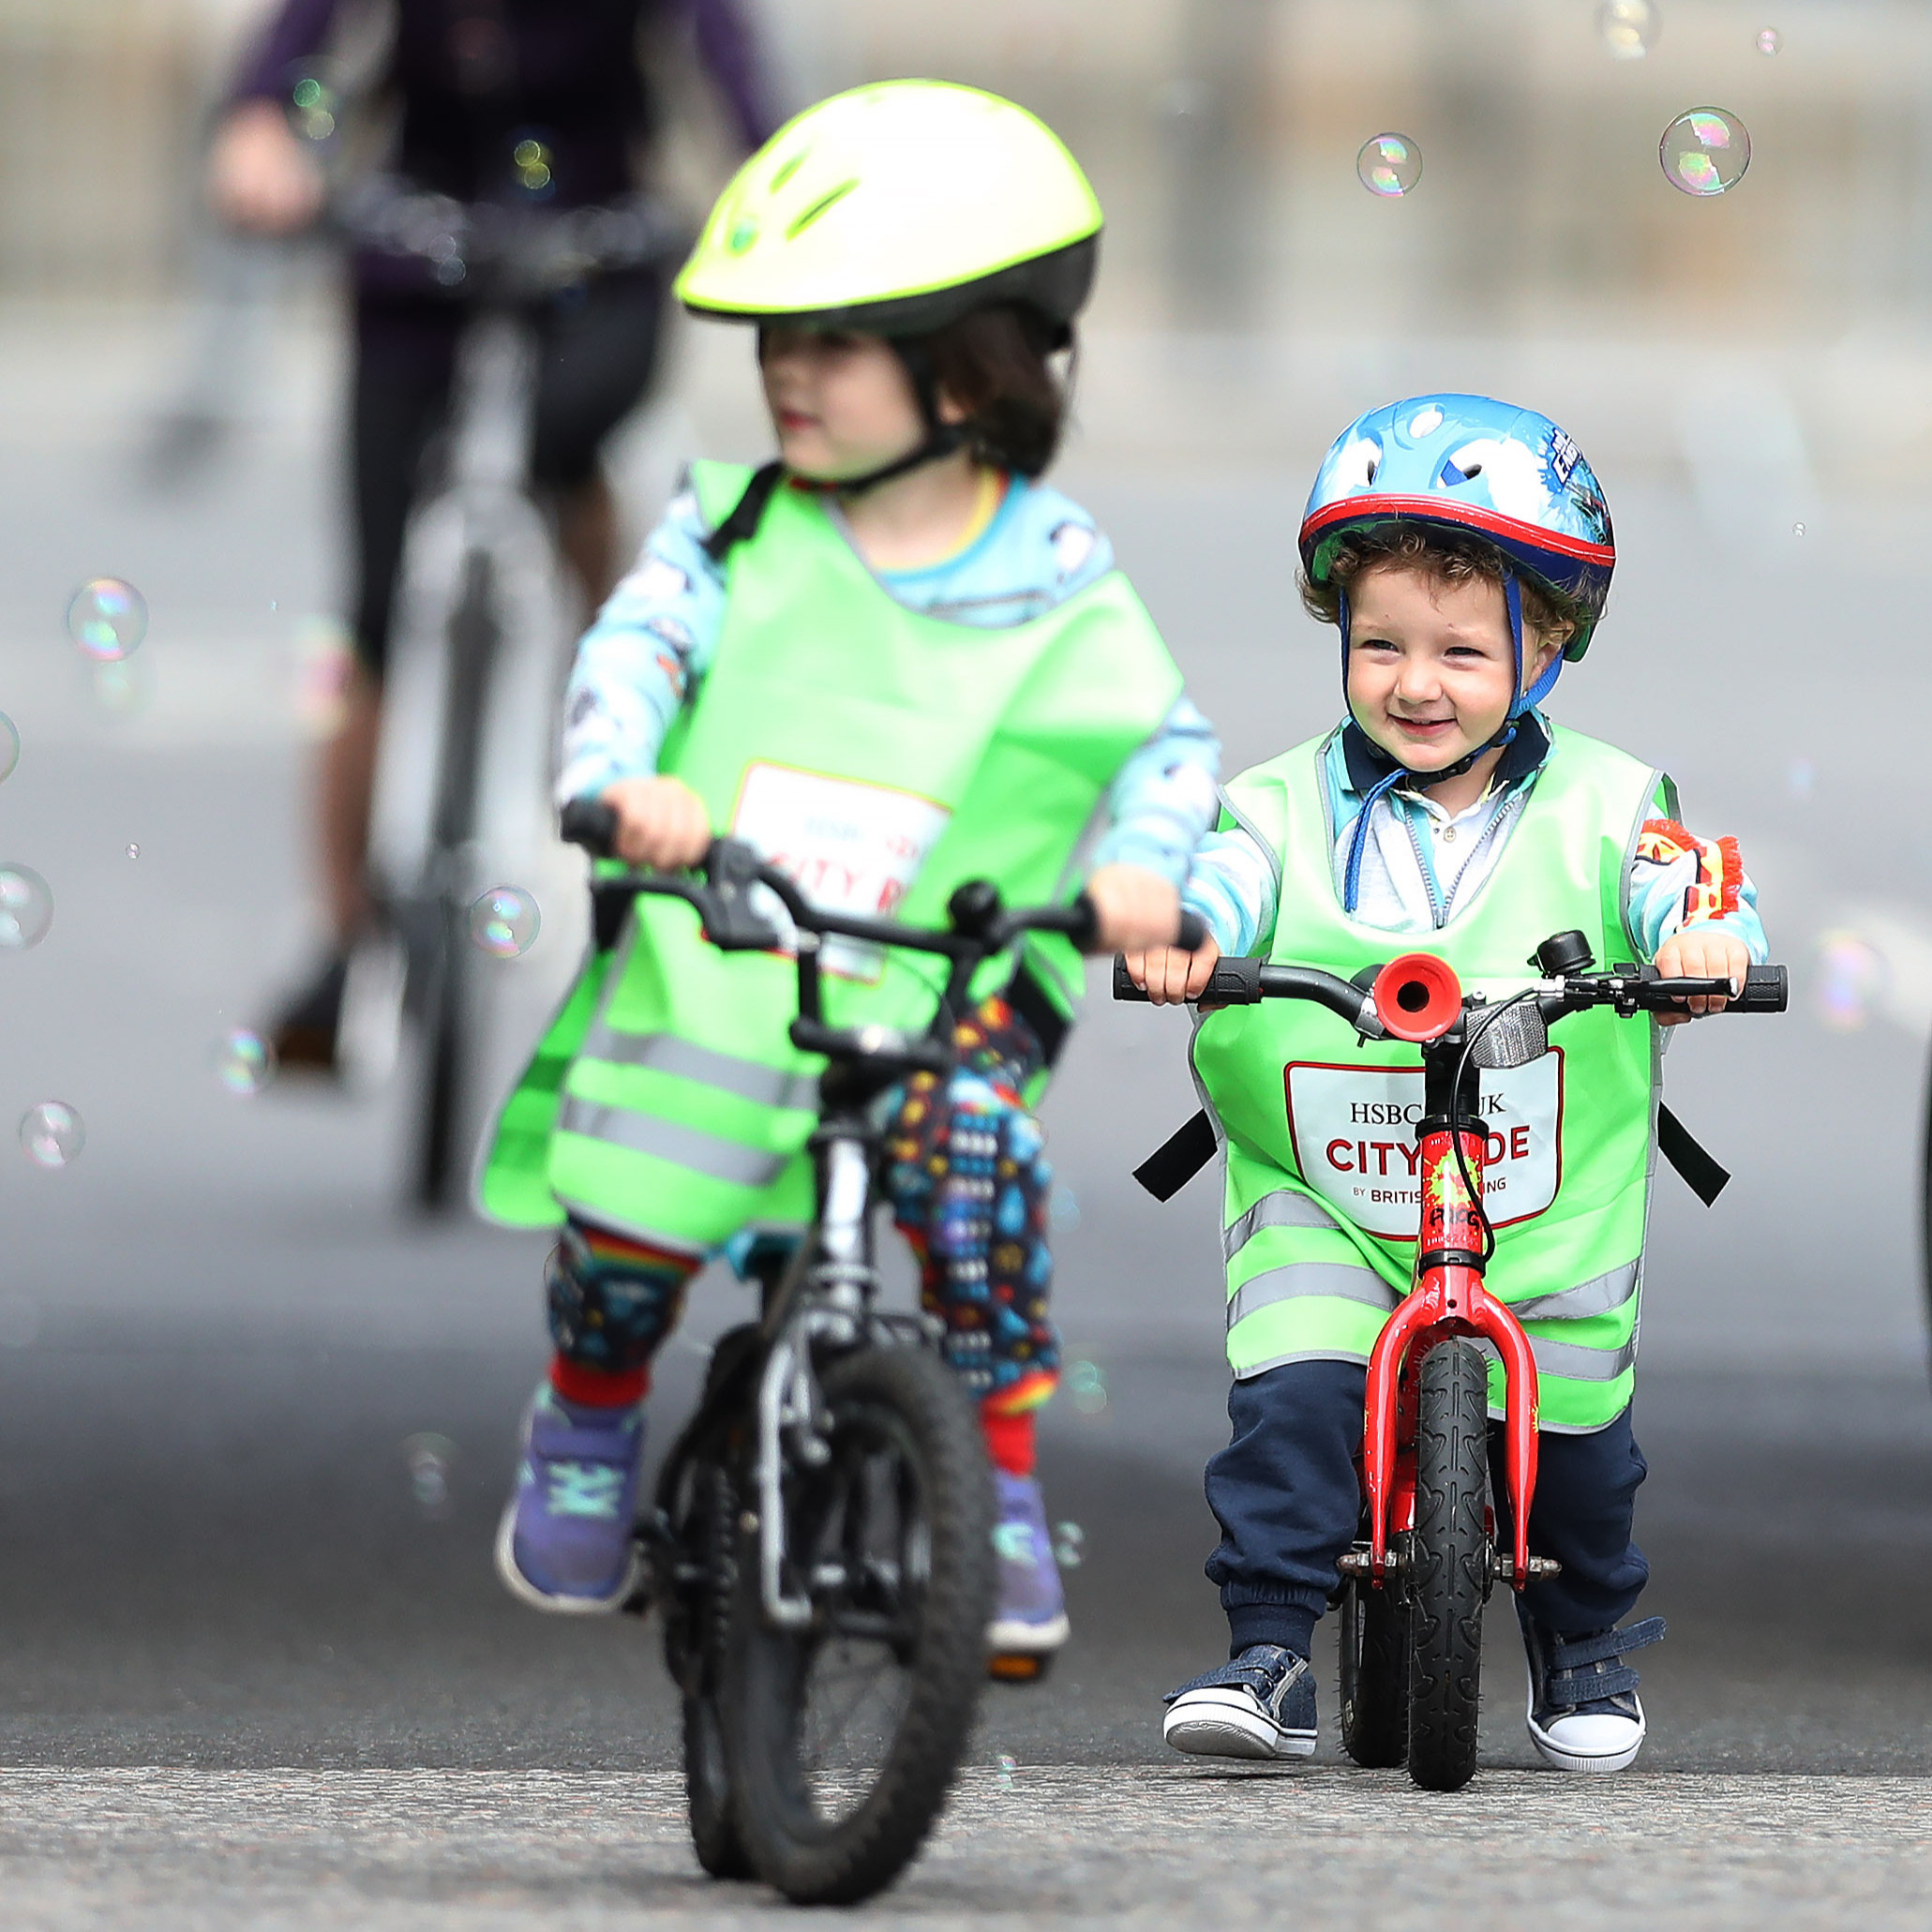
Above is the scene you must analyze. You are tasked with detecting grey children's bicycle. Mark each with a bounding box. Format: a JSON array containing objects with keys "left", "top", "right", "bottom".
[{"left": 562, "top": 804, "right": 1197, "bottom": 1903}]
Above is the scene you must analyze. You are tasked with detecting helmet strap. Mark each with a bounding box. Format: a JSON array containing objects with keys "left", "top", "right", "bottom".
[{"left": 773, "top": 335, "right": 970, "bottom": 497}]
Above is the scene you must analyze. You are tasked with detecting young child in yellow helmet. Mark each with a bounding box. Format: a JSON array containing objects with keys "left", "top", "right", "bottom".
[{"left": 479, "top": 82, "right": 1220, "bottom": 1666}]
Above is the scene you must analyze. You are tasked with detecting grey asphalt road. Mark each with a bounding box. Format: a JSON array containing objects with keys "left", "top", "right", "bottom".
[{"left": 0, "top": 300, "right": 1930, "bottom": 1925}]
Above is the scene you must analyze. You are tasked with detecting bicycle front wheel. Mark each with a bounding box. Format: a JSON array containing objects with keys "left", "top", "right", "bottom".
[
  {"left": 1405, "top": 1339, "right": 1490, "bottom": 1790},
  {"left": 725, "top": 1345, "right": 995, "bottom": 1906}
]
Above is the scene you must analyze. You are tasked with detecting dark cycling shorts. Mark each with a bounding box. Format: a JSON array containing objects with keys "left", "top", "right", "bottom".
[{"left": 349, "top": 265, "right": 666, "bottom": 678}]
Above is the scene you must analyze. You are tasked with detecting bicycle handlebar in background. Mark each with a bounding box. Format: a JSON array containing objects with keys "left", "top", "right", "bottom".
[{"left": 559, "top": 798, "right": 1206, "bottom": 957}]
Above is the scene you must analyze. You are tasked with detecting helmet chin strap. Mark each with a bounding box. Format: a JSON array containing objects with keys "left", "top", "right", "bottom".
[
  {"left": 1337, "top": 574, "right": 1557, "bottom": 913},
  {"left": 777, "top": 334, "right": 969, "bottom": 496}
]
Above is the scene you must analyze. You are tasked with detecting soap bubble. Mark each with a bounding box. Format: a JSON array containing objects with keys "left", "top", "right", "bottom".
[
  {"left": 1792, "top": 520, "right": 1805, "bottom": 537},
  {"left": 125, "top": 844, "right": 139, "bottom": 861},
  {"left": 20, "top": 1101, "right": 83, "bottom": 1170},
  {"left": 89, "top": 658, "right": 154, "bottom": 719},
  {"left": 1065, "top": 1358, "right": 1108, "bottom": 1416},
  {"left": 1661, "top": 109, "right": 1751, "bottom": 198},
  {"left": 0, "top": 865, "right": 53, "bottom": 950},
  {"left": 67, "top": 578, "right": 147, "bottom": 662},
  {"left": 1598, "top": 0, "right": 1658, "bottom": 59},
  {"left": 0, "top": 714, "right": 17, "bottom": 785},
  {"left": 1815, "top": 931, "right": 1884, "bottom": 1031},
  {"left": 1356, "top": 134, "right": 1421, "bottom": 199},
  {"left": 469, "top": 886, "right": 540, "bottom": 957},
  {"left": 293, "top": 618, "right": 354, "bottom": 740},
  {"left": 995, "top": 1753, "right": 1017, "bottom": 1789},
  {"left": 1050, "top": 1183, "right": 1082, "bottom": 1232},
  {"left": 1757, "top": 27, "right": 1781, "bottom": 55},
  {"left": 1053, "top": 1521, "right": 1086, "bottom": 1568},
  {"left": 402, "top": 1432, "right": 457, "bottom": 1516},
  {"left": 214, "top": 1028, "right": 277, "bottom": 1096}
]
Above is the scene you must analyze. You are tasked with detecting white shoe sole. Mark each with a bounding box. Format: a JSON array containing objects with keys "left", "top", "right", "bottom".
[
  {"left": 493, "top": 1503, "right": 640, "bottom": 1616},
  {"left": 1163, "top": 1689, "right": 1316, "bottom": 1761},
  {"left": 986, "top": 1612, "right": 1071, "bottom": 1655},
  {"left": 1525, "top": 1669, "right": 1646, "bottom": 1774}
]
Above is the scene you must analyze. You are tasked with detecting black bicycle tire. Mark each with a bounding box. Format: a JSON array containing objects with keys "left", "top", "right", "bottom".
[
  {"left": 683, "top": 1464, "right": 753, "bottom": 1880},
  {"left": 1921, "top": 1041, "right": 1932, "bottom": 1373},
  {"left": 1338, "top": 1570, "right": 1408, "bottom": 1768},
  {"left": 1405, "top": 1340, "right": 1489, "bottom": 1791},
  {"left": 725, "top": 1345, "right": 994, "bottom": 1906},
  {"left": 412, "top": 550, "right": 497, "bottom": 1211}
]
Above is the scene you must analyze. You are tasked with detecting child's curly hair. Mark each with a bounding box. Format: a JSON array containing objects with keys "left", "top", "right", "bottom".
[{"left": 1298, "top": 525, "right": 1583, "bottom": 649}]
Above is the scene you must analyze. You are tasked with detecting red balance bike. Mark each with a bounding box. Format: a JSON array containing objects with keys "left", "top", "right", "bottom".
[{"left": 1117, "top": 930, "right": 1786, "bottom": 1790}]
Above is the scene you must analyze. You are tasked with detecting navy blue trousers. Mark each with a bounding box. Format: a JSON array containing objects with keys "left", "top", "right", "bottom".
[{"left": 1204, "top": 1358, "right": 1649, "bottom": 1658}]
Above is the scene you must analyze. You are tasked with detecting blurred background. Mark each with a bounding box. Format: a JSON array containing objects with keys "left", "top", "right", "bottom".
[{"left": 0, "top": 0, "right": 1928, "bottom": 1775}]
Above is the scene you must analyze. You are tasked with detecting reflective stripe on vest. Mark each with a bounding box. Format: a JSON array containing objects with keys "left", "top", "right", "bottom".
[
  {"left": 554, "top": 1094, "right": 791, "bottom": 1190},
  {"left": 1223, "top": 1187, "right": 1340, "bottom": 1260},
  {"left": 1226, "top": 1259, "right": 1397, "bottom": 1330},
  {"left": 1511, "top": 1258, "right": 1640, "bottom": 1322},
  {"left": 578, "top": 1023, "right": 821, "bottom": 1114}
]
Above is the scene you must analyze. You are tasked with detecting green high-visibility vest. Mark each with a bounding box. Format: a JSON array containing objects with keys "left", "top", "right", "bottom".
[
  {"left": 1191, "top": 725, "right": 1664, "bottom": 1432},
  {"left": 478, "top": 461, "right": 1184, "bottom": 1249}
]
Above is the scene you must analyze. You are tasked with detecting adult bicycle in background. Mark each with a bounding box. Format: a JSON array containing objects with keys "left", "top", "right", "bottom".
[{"left": 204, "top": 0, "right": 776, "bottom": 1171}]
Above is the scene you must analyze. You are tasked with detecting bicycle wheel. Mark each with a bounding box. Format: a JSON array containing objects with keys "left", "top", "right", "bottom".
[
  {"left": 680, "top": 1464, "right": 753, "bottom": 1880},
  {"left": 725, "top": 1345, "right": 994, "bottom": 1906},
  {"left": 412, "top": 549, "right": 497, "bottom": 1211},
  {"left": 1405, "top": 1339, "right": 1490, "bottom": 1791},
  {"left": 1338, "top": 1569, "right": 1407, "bottom": 1768}
]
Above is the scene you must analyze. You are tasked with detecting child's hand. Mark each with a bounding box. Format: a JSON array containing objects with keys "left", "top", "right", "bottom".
[
  {"left": 1085, "top": 863, "right": 1187, "bottom": 953},
  {"left": 1653, "top": 927, "right": 1751, "bottom": 1024},
  {"left": 1123, "top": 934, "right": 1222, "bottom": 1006},
  {"left": 600, "top": 776, "right": 712, "bottom": 870}
]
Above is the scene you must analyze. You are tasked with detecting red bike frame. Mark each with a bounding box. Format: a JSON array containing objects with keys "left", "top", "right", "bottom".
[{"left": 1359, "top": 953, "right": 1541, "bottom": 1592}]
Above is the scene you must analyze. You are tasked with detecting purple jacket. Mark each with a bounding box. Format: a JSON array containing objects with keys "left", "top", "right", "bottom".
[{"left": 232, "top": 0, "right": 775, "bottom": 210}]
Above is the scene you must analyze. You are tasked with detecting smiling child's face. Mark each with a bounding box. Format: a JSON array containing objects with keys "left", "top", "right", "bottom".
[
  {"left": 759, "top": 327, "right": 936, "bottom": 483},
  {"left": 1343, "top": 562, "right": 1561, "bottom": 773}
]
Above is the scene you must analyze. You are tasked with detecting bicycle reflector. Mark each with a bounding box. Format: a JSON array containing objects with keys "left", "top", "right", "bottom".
[{"left": 1372, "top": 952, "right": 1462, "bottom": 1043}]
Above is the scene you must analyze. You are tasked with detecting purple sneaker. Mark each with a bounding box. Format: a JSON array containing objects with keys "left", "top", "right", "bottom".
[
  {"left": 493, "top": 1383, "right": 645, "bottom": 1614},
  {"left": 986, "top": 1472, "right": 1070, "bottom": 1657}
]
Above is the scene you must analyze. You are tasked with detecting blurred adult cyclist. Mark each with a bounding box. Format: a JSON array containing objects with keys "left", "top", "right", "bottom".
[{"left": 208, "top": 0, "right": 777, "bottom": 1071}]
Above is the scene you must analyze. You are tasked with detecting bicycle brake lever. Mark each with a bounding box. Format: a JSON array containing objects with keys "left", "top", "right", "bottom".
[{"left": 699, "top": 839, "right": 784, "bottom": 951}]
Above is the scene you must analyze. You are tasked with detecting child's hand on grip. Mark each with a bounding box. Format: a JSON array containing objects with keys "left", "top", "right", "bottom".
[
  {"left": 1123, "top": 934, "right": 1222, "bottom": 1006},
  {"left": 1653, "top": 926, "right": 1751, "bottom": 1024},
  {"left": 600, "top": 776, "right": 712, "bottom": 870},
  {"left": 1086, "top": 864, "right": 1186, "bottom": 953}
]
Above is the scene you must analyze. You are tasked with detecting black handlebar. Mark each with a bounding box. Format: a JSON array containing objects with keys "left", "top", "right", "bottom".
[
  {"left": 559, "top": 801, "right": 1210, "bottom": 1075},
  {"left": 1112, "top": 951, "right": 1790, "bottom": 1023}
]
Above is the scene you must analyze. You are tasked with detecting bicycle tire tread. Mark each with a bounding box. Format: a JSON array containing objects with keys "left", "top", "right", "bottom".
[{"left": 1405, "top": 1340, "right": 1489, "bottom": 1790}]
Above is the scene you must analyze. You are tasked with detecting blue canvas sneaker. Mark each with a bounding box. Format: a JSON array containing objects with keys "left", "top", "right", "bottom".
[
  {"left": 1520, "top": 1614, "right": 1664, "bottom": 1774},
  {"left": 1163, "top": 1643, "right": 1317, "bottom": 1760}
]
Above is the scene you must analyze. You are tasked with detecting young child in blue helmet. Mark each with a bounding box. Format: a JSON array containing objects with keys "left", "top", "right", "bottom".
[{"left": 1125, "top": 395, "right": 1769, "bottom": 1774}]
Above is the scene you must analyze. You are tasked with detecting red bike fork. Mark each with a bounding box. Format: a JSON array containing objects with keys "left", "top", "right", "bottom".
[{"left": 1362, "top": 1122, "right": 1541, "bottom": 1589}]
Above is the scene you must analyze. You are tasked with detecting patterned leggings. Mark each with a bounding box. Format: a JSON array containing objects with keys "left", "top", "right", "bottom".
[{"left": 545, "top": 996, "right": 1058, "bottom": 1423}]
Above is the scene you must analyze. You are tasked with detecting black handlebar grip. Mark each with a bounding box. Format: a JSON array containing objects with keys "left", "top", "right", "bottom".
[
  {"left": 560, "top": 797, "right": 619, "bottom": 857},
  {"left": 1176, "top": 909, "right": 1208, "bottom": 951},
  {"left": 1113, "top": 954, "right": 1150, "bottom": 1002},
  {"left": 1734, "top": 964, "right": 1789, "bottom": 1013}
]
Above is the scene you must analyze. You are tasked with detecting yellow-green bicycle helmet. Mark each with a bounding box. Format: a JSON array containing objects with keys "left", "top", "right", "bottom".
[{"left": 676, "top": 80, "right": 1103, "bottom": 340}]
